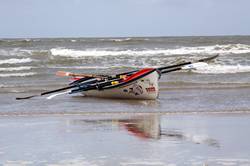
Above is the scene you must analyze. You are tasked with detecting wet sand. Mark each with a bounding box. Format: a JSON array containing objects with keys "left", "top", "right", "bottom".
[
  {"left": 2, "top": 83, "right": 250, "bottom": 115},
  {"left": 0, "top": 113, "right": 250, "bottom": 166}
]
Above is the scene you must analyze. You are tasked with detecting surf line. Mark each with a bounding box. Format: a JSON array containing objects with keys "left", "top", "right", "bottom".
[{"left": 1, "top": 110, "right": 250, "bottom": 117}]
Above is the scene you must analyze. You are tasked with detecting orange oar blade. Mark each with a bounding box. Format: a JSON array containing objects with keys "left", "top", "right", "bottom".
[{"left": 56, "top": 71, "right": 72, "bottom": 77}]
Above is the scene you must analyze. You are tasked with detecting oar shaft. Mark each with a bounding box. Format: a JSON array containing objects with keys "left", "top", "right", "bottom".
[
  {"left": 161, "top": 67, "right": 182, "bottom": 74},
  {"left": 16, "top": 84, "right": 78, "bottom": 100},
  {"left": 158, "top": 62, "right": 191, "bottom": 71},
  {"left": 41, "top": 85, "right": 77, "bottom": 96}
]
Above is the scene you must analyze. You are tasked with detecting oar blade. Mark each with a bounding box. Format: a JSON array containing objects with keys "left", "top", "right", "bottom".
[
  {"left": 198, "top": 54, "right": 219, "bottom": 62},
  {"left": 56, "top": 71, "right": 72, "bottom": 77},
  {"left": 16, "top": 95, "right": 39, "bottom": 100}
]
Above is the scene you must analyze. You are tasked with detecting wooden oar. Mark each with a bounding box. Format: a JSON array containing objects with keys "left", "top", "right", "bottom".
[
  {"left": 56, "top": 71, "right": 105, "bottom": 78},
  {"left": 56, "top": 71, "right": 107, "bottom": 86}
]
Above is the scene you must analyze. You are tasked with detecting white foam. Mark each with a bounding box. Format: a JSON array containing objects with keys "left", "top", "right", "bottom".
[
  {"left": 206, "top": 158, "right": 250, "bottom": 165},
  {"left": 0, "top": 66, "right": 32, "bottom": 71},
  {"left": 0, "top": 58, "right": 32, "bottom": 65},
  {"left": 0, "top": 48, "right": 33, "bottom": 57},
  {"left": 192, "top": 64, "right": 250, "bottom": 74},
  {"left": 0, "top": 72, "right": 36, "bottom": 77},
  {"left": 50, "top": 44, "right": 250, "bottom": 58}
]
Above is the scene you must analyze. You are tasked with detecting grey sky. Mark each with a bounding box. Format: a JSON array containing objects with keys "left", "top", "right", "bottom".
[{"left": 0, "top": 0, "right": 249, "bottom": 38}]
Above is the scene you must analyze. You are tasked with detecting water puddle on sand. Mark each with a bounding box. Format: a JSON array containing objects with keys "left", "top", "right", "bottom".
[{"left": 0, "top": 113, "right": 250, "bottom": 165}]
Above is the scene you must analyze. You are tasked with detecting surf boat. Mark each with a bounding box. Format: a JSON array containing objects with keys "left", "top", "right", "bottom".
[
  {"left": 72, "top": 68, "right": 160, "bottom": 100},
  {"left": 16, "top": 55, "right": 218, "bottom": 100}
]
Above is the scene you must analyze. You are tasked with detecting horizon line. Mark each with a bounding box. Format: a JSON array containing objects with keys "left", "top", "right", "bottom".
[{"left": 1, "top": 34, "right": 250, "bottom": 39}]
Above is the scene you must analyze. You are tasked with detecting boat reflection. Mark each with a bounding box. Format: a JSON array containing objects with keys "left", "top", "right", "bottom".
[
  {"left": 70, "top": 114, "right": 161, "bottom": 139},
  {"left": 70, "top": 114, "right": 219, "bottom": 147},
  {"left": 118, "top": 115, "right": 160, "bottom": 139}
]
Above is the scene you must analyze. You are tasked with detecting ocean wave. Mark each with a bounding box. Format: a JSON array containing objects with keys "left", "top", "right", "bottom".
[
  {"left": 0, "top": 48, "right": 49, "bottom": 57},
  {"left": 192, "top": 64, "right": 250, "bottom": 74},
  {"left": 0, "top": 66, "right": 33, "bottom": 72},
  {"left": 0, "top": 39, "right": 31, "bottom": 43},
  {"left": 0, "top": 58, "right": 32, "bottom": 65},
  {"left": 50, "top": 44, "right": 250, "bottom": 58},
  {"left": 0, "top": 48, "right": 28, "bottom": 56},
  {"left": 0, "top": 39, "right": 32, "bottom": 47},
  {"left": 0, "top": 72, "right": 36, "bottom": 77}
]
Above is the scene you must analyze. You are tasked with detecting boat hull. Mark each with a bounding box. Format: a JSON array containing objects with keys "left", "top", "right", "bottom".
[{"left": 82, "top": 70, "right": 160, "bottom": 100}]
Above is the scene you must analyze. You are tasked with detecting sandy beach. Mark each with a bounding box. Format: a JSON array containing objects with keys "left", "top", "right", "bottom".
[{"left": 1, "top": 85, "right": 250, "bottom": 165}]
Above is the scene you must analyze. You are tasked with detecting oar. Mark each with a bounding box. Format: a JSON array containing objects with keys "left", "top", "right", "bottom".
[
  {"left": 16, "top": 84, "right": 78, "bottom": 100},
  {"left": 158, "top": 54, "right": 218, "bottom": 71},
  {"left": 161, "top": 62, "right": 208, "bottom": 74},
  {"left": 56, "top": 71, "right": 107, "bottom": 86},
  {"left": 69, "top": 76, "right": 100, "bottom": 86},
  {"left": 56, "top": 71, "right": 106, "bottom": 78}
]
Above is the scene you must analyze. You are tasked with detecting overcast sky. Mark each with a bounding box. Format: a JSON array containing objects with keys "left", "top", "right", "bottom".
[{"left": 0, "top": 0, "right": 249, "bottom": 38}]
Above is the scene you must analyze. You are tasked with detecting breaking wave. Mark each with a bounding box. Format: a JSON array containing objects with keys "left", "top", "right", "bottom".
[
  {"left": 192, "top": 64, "right": 250, "bottom": 74},
  {"left": 50, "top": 44, "right": 250, "bottom": 58},
  {"left": 0, "top": 66, "right": 33, "bottom": 72},
  {"left": 0, "top": 58, "right": 32, "bottom": 65},
  {"left": 0, "top": 72, "right": 36, "bottom": 77}
]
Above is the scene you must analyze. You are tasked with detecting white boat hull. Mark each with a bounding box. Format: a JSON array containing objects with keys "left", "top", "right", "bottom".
[{"left": 82, "top": 70, "right": 160, "bottom": 100}]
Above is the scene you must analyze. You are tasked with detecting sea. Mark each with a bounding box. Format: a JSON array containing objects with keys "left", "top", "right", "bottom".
[{"left": 1, "top": 36, "right": 250, "bottom": 165}]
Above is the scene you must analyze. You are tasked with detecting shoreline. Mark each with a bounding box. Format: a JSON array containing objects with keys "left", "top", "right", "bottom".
[{"left": 1, "top": 109, "right": 250, "bottom": 118}]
